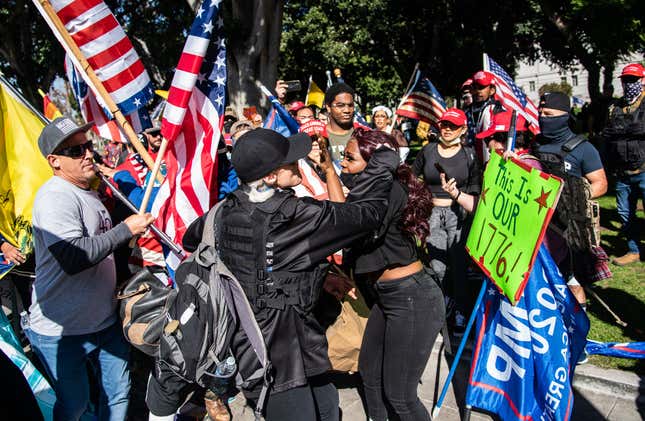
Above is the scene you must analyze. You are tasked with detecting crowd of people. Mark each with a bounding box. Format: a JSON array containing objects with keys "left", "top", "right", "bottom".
[{"left": 2, "top": 61, "right": 644, "bottom": 421}]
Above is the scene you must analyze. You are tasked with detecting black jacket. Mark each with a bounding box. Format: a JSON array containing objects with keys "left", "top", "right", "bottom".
[{"left": 183, "top": 148, "right": 400, "bottom": 395}]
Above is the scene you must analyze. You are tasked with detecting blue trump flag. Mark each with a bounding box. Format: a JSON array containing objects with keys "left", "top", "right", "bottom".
[
  {"left": 586, "top": 340, "right": 645, "bottom": 359},
  {"left": 466, "top": 245, "right": 589, "bottom": 421},
  {"left": 261, "top": 85, "right": 300, "bottom": 136}
]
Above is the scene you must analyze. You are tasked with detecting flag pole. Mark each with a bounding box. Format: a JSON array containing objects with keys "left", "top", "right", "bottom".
[
  {"left": 431, "top": 280, "right": 487, "bottom": 419},
  {"left": 386, "top": 62, "right": 420, "bottom": 134},
  {"left": 32, "top": 0, "right": 162, "bottom": 184},
  {"left": 138, "top": 138, "right": 169, "bottom": 213},
  {"left": 305, "top": 75, "right": 312, "bottom": 106},
  {"left": 96, "top": 173, "right": 185, "bottom": 257}
]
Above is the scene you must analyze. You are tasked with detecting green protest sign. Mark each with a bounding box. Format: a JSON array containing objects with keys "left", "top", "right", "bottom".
[{"left": 465, "top": 151, "right": 563, "bottom": 304}]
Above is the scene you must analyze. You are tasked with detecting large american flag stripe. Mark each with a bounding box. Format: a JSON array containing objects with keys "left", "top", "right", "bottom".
[
  {"left": 396, "top": 73, "right": 447, "bottom": 125},
  {"left": 43, "top": 0, "right": 154, "bottom": 115},
  {"left": 485, "top": 55, "right": 540, "bottom": 134},
  {"left": 404, "top": 93, "right": 446, "bottom": 115},
  {"left": 151, "top": 0, "right": 226, "bottom": 272},
  {"left": 65, "top": 54, "right": 151, "bottom": 143}
]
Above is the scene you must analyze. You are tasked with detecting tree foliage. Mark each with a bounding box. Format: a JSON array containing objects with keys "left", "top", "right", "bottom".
[
  {"left": 539, "top": 82, "right": 573, "bottom": 97},
  {"left": 279, "top": 0, "right": 541, "bottom": 109},
  {"left": 0, "top": 0, "right": 642, "bottom": 114}
]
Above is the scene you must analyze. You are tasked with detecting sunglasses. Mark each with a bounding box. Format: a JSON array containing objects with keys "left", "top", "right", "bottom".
[
  {"left": 438, "top": 121, "right": 462, "bottom": 130},
  {"left": 54, "top": 141, "right": 94, "bottom": 158}
]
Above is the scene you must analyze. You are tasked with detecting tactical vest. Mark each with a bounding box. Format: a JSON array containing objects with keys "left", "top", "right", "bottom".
[
  {"left": 604, "top": 93, "right": 645, "bottom": 172},
  {"left": 217, "top": 189, "right": 328, "bottom": 313},
  {"left": 535, "top": 135, "right": 596, "bottom": 252}
]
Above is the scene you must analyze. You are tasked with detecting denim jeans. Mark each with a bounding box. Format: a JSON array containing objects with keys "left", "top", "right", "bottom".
[
  {"left": 359, "top": 268, "right": 445, "bottom": 421},
  {"left": 615, "top": 171, "right": 645, "bottom": 254},
  {"left": 26, "top": 322, "right": 130, "bottom": 421}
]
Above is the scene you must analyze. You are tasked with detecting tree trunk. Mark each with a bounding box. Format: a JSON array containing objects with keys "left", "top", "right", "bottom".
[
  {"left": 227, "top": 0, "right": 283, "bottom": 117},
  {"left": 585, "top": 61, "right": 602, "bottom": 102},
  {"left": 602, "top": 63, "right": 615, "bottom": 98}
]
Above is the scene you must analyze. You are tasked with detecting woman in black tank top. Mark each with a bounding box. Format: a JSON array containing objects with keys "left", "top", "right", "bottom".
[{"left": 412, "top": 108, "right": 481, "bottom": 336}]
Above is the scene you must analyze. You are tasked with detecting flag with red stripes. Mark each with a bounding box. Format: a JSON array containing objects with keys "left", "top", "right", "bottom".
[
  {"left": 396, "top": 71, "right": 447, "bottom": 124},
  {"left": 485, "top": 55, "right": 540, "bottom": 134},
  {"left": 152, "top": 0, "right": 226, "bottom": 270},
  {"left": 65, "top": 55, "right": 151, "bottom": 142},
  {"left": 35, "top": 0, "right": 154, "bottom": 115}
]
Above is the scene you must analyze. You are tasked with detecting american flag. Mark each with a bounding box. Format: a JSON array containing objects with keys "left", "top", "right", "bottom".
[
  {"left": 34, "top": 0, "right": 155, "bottom": 115},
  {"left": 65, "top": 55, "right": 151, "bottom": 143},
  {"left": 152, "top": 0, "right": 226, "bottom": 268},
  {"left": 485, "top": 55, "right": 540, "bottom": 134},
  {"left": 396, "top": 71, "right": 447, "bottom": 124}
]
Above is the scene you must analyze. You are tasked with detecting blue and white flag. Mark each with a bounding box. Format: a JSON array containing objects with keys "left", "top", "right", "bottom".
[
  {"left": 260, "top": 85, "right": 300, "bottom": 136},
  {"left": 466, "top": 245, "right": 589, "bottom": 421},
  {"left": 586, "top": 340, "right": 645, "bottom": 359}
]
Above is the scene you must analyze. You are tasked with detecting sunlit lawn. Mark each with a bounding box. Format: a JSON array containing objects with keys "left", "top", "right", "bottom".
[{"left": 586, "top": 194, "right": 644, "bottom": 374}]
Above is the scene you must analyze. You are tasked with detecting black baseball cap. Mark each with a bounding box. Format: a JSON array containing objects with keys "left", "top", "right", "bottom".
[
  {"left": 232, "top": 128, "right": 312, "bottom": 183},
  {"left": 38, "top": 117, "right": 93, "bottom": 157},
  {"left": 539, "top": 92, "right": 571, "bottom": 113}
]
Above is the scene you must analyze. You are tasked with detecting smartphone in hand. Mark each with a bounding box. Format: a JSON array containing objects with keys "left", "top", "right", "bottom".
[{"left": 284, "top": 80, "right": 302, "bottom": 92}]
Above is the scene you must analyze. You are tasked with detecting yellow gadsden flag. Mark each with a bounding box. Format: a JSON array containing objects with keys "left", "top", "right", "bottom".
[
  {"left": 0, "top": 79, "right": 50, "bottom": 274},
  {"left": 305, "top": 76, "right": 325, "bottom": 109}
]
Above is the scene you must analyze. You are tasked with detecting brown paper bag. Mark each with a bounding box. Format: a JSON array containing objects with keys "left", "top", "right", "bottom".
[{"left": 326, "top": 300, "right": 368, "bottom": 372}]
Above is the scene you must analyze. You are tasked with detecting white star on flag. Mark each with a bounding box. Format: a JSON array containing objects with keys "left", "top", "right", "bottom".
[
  {"left": 214, "top": 75, "right": 226, "bottom": 86},
  {"left": 133, "top": 98, "right": 141, "bottom": 107},
  {"left": 196, "top": 7, "right": 204, "bottom": 18},
  {"left": 202, "top": 21, "right": 214, "bottom": 33}
]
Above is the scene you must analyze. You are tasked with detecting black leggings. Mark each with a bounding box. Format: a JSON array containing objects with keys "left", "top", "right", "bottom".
[
  {"left": 263, "top": 375, "right": 339, "bottom": 421},
  {"left": 359, "top": 268, "right": 445, "bottom": 421}
]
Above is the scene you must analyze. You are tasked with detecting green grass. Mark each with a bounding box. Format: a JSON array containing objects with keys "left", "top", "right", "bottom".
[{"left": 584, "top": 194, "right": 644, "bottom": 374}]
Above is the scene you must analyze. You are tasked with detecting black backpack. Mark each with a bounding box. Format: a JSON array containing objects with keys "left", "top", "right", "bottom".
[
  {"left": 535, "top": 135, "right": 596, "bottom": 252},
  {"left": 118, "top": 201, "right": 272, "bottom": 418}
]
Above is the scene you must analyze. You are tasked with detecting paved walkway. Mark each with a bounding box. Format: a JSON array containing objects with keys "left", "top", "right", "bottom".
[{"left": 230, "top": 335, "right": 644, "bottom": 420}]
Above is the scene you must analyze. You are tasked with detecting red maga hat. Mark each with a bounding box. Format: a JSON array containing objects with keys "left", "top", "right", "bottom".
[
  {"left": 438, "top": 108, "right": 467, "bottom": 127},
  {"left": 288, "top": 101, "right": 307, "bottom": 112},
  {"left": 620, "top": 63, "right": 645, "bottom": 78},
  {"left": 299, "top": 119, "right": 328, "bottom": 137},
  {"left": 472, "top": 70, "right": 495, "bottom": 87}
]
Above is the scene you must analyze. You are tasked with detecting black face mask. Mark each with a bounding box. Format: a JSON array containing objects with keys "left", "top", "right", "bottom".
[
  {"left": 538, "top": 115, "right": 572, "bottom": 144},
  {"left": 339, "top": 172, "right": 359, "bottom": 189}
]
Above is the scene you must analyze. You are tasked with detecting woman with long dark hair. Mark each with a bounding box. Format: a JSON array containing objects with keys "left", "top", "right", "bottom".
[{"left": 330, "top": 127, "right": 444, "bottom": 421}]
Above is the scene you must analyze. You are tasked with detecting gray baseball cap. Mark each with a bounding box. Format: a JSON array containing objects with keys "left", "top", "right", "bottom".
[{"left": 38, "top": 117, "right": 93, "bottom": 157}]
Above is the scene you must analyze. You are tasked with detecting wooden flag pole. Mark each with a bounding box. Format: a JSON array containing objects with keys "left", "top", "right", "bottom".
[
  {"left": 35, "top": 0, "right": 163, "bottom": 184},
  {"left": 386, "top": 62, "right": 420, "bottom": 134},
  {"left": 138, "top": 137, "right": 169, "bottom": 214}
]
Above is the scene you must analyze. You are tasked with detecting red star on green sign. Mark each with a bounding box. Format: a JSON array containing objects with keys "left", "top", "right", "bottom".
[
  {"left": 534, "top": 187, "right": 551, "bottom": 214},
  {"left": 481, "top": 187, "right": 490, "bottom": 205}
]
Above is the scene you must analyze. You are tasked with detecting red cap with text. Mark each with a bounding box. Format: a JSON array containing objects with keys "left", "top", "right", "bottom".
[
  {"left": 620, "top": 63, "right": 645, "bottom": 78},
  {"left": 472, "top": 70, "right": 495, "bottom": 87},
  {"left": 438, "top": 108, "right": 467, "bottom": 126},
  {"left": 299, "top": 119, "right": 328, "bottom": 137}
]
